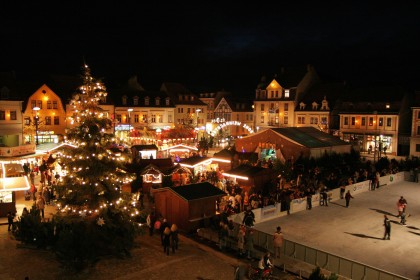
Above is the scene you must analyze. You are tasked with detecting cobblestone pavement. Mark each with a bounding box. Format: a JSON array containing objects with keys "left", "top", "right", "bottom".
[{"left": 0, "top": 223, "right": 301, "bottom": 280}]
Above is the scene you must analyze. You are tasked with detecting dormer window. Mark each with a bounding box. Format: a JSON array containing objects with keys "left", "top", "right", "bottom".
[
  {"left": 312, "top": 102, "right": 318, "bottom": 110},
  {"left": 191, "top": 96, "right": 194, "bottom": 101},
  {"left": 299, "top": 102, "right": 306, "bottom": 110},
  {"left": 122, "top": 95, "right": 127, "bottom": 105},
  {"left": 133, "top": 96, "right": 139, "bottom": 105},
  {"left": 166, "top": 98, "right": 170, "bottom": 106},
  {"left": 179, "top": 95, "right": 182, "bottom": 101},
  {"left": 155, "top": 97, "right": 160, "bottom": 106},
  {"left": 386, "top": 103, "right": 390, "bottom": 109},
  {"left": 145, "top": 97, "right": 150, "bottom": 106},
  {"left": 285, "top": 89, "right": 290, "bottom": 98}
]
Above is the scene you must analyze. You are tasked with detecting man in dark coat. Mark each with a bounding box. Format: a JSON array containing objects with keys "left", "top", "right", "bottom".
[{"left": 383, "top": 215, "right": 391, "bottom": 240}]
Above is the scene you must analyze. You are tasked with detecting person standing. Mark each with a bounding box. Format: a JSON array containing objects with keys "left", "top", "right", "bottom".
[
  {"left": 383, "top": 215, "right": 391, "bottom": 240},
  {"left": 345, "top": 190, "right": 354, "bottom": 208},
  {"left": 340, "top": 185, "right": 346, "bottom": 199},
  {"left": 397, "top": 196, "right": 407, "bottom": 217},
  {"left": 146, "top": 212, "right": 155, "bottom": 236},
  {"left": 245, "top": 228, "right": 254, "bottom": 260},
  {"left": 273, "top": 226, "right": 284, "bottom": 259},
  {"left": 7, "top": 211, "right": 14, "bottom": 231},
  {"left": 237, "top": 225, "right": 246, "bottom": 257},
  {"left": 36, "top": 195, "right": 46, "bottom": 220}
]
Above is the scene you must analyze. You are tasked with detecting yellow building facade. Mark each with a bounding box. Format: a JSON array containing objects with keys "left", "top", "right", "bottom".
[{"left": 23, "top": 84, "right": 67, "bottom": 144}]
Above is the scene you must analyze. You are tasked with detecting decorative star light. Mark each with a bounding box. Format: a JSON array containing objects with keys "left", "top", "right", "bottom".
[
  {"left": 79, "top": 211, "right": 87, "bottom": 218},
  {"left": 97, "top": 217, "right": 105, "bottom": 226}
]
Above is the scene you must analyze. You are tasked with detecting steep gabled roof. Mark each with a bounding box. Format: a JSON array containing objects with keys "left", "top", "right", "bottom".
[{"left": 169, "top": 182, "right": 225, "bottom": 201}]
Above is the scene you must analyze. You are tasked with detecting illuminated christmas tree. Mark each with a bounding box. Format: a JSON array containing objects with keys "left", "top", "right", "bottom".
[{"left": 53, "top": 64, "right": 139, "bottom": 269}]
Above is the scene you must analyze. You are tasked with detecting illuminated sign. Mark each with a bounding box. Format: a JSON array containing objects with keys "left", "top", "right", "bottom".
[{"left": 210, "top": 121, "right": 254, "bottom": 136}]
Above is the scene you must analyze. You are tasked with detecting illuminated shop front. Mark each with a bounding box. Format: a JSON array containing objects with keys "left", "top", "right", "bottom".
[{"left": 0, "top": 162, "right": 31, "bottom": 217}]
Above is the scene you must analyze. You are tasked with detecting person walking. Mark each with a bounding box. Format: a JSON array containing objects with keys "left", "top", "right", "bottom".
[
  {"left": 345, "top": 190, "right": 354, "bottom": 208},
  {"left": 146, "top": 212, "right": 155, "bottom": 236},
  {"left": 170, "top": 224, "right": 179, "bottom": 253},
  {"left": 163, "top": 227, "right": 171, "bottom": 255},
  {"left": 273, "top": 226, "right": 284, "bottom": 259},
  {"left": 383, "top": 215, "right": 391, "bottom": 240}
]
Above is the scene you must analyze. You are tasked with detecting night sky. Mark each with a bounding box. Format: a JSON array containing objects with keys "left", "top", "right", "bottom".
[{"left": 1, "top": 2, "right": 420, "bottom": 96}]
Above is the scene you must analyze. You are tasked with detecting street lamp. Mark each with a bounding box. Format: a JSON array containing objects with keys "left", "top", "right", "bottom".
[
  {"left": 195, "top": 109, "right": 201, "bottom": 141},
  {"left": 33, "top": 107, "right": 40, "bottom": 145},
  {"left": 127, "top": 108, "right": 133, "bottom": 139}
]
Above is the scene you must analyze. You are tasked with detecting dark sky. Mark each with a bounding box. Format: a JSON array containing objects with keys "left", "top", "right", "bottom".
[{"left": 1, "top": 2, "right": 420, "bottom": 95}]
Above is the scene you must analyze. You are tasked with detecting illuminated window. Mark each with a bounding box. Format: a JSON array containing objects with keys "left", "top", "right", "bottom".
[
  {"left": 10, "top": 111, "right": 17, "bottom": 120},
  {"left": 285, "top": 89, "right": 290, "bottom": 98},
  {"left": 151, "top": 114, "right": 156, "bottom": 123},
  {"left": 24, "top": 117, "right": 30, "bottom": 125}
]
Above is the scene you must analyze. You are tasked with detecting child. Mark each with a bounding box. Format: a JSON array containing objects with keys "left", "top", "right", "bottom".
[{"left": 400, "top": 212, "right": 407, "bottom": 226}]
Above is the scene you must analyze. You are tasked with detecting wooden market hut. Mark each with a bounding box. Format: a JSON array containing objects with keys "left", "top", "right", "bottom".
[
  {"left": 234, "top": 127, "right": 351, "bottom": 163},
  {"left": 153, "top": 182, "right": 226, "bottom": 232},
  {"left": 162, "top": 164, "right": 192, "bottom": 186},
  {"left": 221, "top": 164, "right": 277, "bottom": 194},
  {"left": 131, "top": 144, "right": 159, "bottom": 161},
  {"left": 178, "top": 156, "right": 213, "bottom": 176}
]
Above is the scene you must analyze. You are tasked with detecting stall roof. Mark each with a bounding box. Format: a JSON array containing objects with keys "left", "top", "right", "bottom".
[
  {"left": 131, "top": 144, "right": 158, "bottom": 151},
  {"left": 271, "top": 127, "right": 348, "bottom": 148},
  {"left": 213, "top": 148, "right": 235, "bottom": 159},
  {"left": 222, "top": 165, "right": 268, "bottom": 179},
  {"left": 169, "top": 182, "right": 225, "bottom": 201},
  {"left": 161, "top": 144, "right": 198, "bottom": 151},
  {"left": 179, "top": 156, "right": 212, "bottom": 168}
]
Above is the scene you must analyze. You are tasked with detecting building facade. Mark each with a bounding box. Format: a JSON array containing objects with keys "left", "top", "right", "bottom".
[{"left": 23, "top": 84, "right": 67, "bottom": 144}]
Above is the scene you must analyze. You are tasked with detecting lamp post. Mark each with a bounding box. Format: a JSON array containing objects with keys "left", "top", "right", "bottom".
[
  {"left": 33, "top": 107, "right": 40, "bottom": 145},
  {"left": 195, "top": 109, "right": 201, "bottom": 141},
  {"left": 127, "top": 108, "right": 133, "bottom": 140}
]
